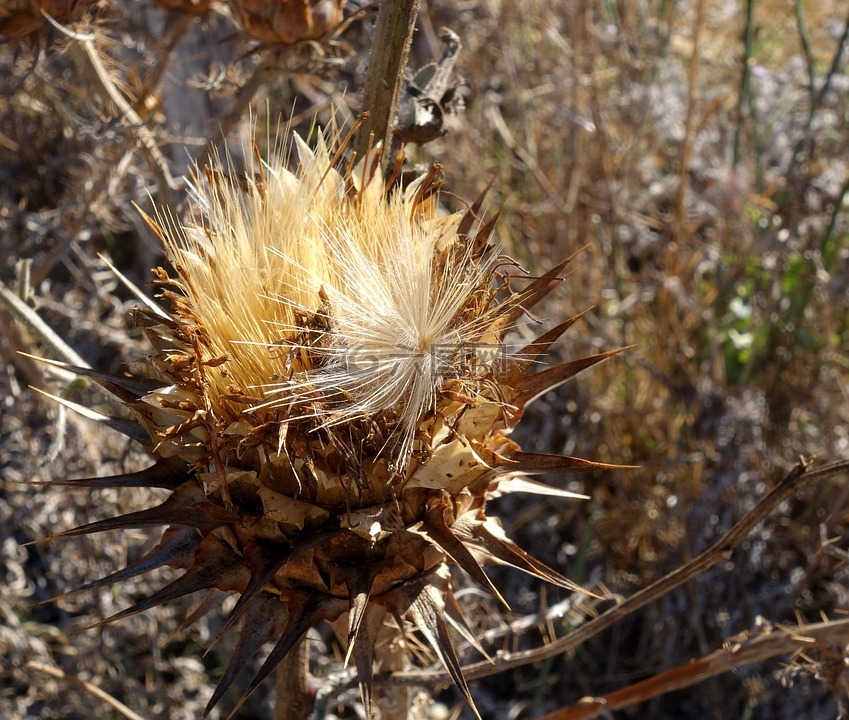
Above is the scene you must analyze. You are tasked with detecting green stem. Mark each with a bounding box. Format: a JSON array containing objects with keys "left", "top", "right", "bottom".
[
  {"left": 794, "top": 0, "right": 816, "bottom": 107},
  {"left": 353, "top": 0, "right": 420, "bottom": 171}
]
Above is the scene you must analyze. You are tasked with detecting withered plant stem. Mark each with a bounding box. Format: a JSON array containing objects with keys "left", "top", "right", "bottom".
[
  {"left": 0, "top": 281, "right": 89, "bottom": 370},
  {"left": 273, "top": 638, "right": 312, "bottom": 720},
  {"left": 54, "top": 22, "right": 180, "bottom": 205},
  {"left": 541, "top": 617, "right": 849, "bottom": 720},
  {"left": 27, "top": 662, "right": 147, "bottom": 720},
  {"left": 353, "top": 0, "right": 420, "bottom": 171},
  {"left": 383, "top": 458, "right": 849, "bottom": 686},
  {"left": 672, "top": 0, "right": 707, "bottom": 247}
]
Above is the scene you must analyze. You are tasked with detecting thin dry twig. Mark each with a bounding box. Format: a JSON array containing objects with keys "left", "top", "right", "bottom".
[
  {"left": 27, "top": 662, "right": 149, "bottom": 720},
  {"left": 42, "top": 12, "right": 179, "bottom": 204},
  {"left": 0, "top": 279, "right": 89, "bottom": 370},
  {"left": 194, "top": 52, "right": 278, "bottom": 167},
  {"left": 539, "top": 618, "right": 849, "bottom": 720},
  {"left": 383, "top": 458, "right": 849, "bottom": 686}
]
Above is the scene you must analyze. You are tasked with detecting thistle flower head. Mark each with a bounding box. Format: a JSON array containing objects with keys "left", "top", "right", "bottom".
[
  {"left": 39, "top": 122, "right": 623, "bottom": 717},
  {"left": 159, "top": 129, "right": 502, "bottom": 471}
]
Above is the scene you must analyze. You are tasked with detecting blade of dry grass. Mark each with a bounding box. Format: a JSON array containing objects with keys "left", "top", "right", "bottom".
[
  {"left": 27, "top": 662, "right": 149, "bottom": 720},
  {"left": 0, "top": 279, "right": 89, "bottom": 370}
]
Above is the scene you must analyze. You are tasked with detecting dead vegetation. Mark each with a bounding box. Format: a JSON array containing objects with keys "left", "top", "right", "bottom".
[{"left": 1, "top": 1, "right": 849, "bottom": 718}]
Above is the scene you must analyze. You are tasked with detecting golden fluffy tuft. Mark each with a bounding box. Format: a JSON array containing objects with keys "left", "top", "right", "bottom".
[{"left": 157, "top": 129, "right": 502, "bottom": 470}]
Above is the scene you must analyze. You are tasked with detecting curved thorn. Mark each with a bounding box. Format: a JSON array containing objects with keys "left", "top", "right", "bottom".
[
  {"left": 342, "top": 569, "right": 379, "bottom": 667},
  {"left": 406, "top": 581, "right": 481, "bottom": 720},
  {"left": 444, "top": 591, "right": 492, "bottom": 662},
  {"left": 458, "top": 175, "right": 496, "bottom": 237},
  {"left": 417, "top": 501, "right": 509, "bottom": 610},
  {"left": 35, "top": 456, "right": 190, "bottom": 490},
  {"left": 43, "top": 526, "right": 199, "bottom": 603},
  {"left": 511, "top": 347, "right": 632, "bottom": 422},
  {"left": 39, "top": 482, "right": 242, "bottom": 543},
  {"left": 503, "top": 308, "right": 594, "bottom": 380},
  {"left": 22, "top": 354, "right": 162, "bottom": 401},
  {"left": 204, "top": 591, "right": 288, "bottom": 717},
  {"left": 29, "top": 386, "right": 150, "bottom": 446},
  {"left": 353, "top": 602, "right": 387, "bottom": 719},
  {"left": 489, "top": 476, "right": 590, "bottom": 500},
  {"left": 489, "top": 248, "right": 588, "bottom": 335},
  {"left": 492, "top": 450, "right": 634, "bottom": 476},
  {"left": 211, "top": 540, "right": 290, "bottom": 646},
  {"left": 227, "top": 591, "right": 346, "bottom": 720},
  {"left": 88, "top": 535, "right": 248, "bottom": 629}
]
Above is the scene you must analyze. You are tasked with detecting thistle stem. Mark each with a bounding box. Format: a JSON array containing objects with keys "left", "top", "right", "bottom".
[
  {"left": 353, "top": 0, "right": 420, "bottom": 171},
  {"left": 273, "top": 637, "right": 312, "bottom": 720}
]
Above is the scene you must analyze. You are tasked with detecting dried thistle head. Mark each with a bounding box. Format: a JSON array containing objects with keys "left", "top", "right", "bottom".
[
  {"left": 152, "top": 0, "right": 214, "bottom": 15},
  {"left": 38, "top": 123, "right": 623, "bottom": 717},
  {"left": 227, "top": 0, "right": 345, "bottom": 44},
  {"left": 0, "top": 0, "right": 99, "bottom": 42}
]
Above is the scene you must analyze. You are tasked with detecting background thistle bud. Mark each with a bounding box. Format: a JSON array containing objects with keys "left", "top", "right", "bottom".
[
  {"left": 228, "top": 0, "right": 345, "bottom": 44},
  {"left": 0, "top": 0, "right": 98, "bottom": 41}
]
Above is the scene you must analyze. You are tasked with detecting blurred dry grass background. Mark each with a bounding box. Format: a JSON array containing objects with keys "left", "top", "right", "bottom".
[{"left": 1, "top": 1, "right": 849, "bottom": 718}]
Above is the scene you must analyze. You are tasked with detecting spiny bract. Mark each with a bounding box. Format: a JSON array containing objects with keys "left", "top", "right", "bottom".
[{"left": 38, "top": 126, "right": 623, "bottom": 718}]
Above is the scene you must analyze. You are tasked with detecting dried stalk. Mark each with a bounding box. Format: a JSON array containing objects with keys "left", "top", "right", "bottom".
[
  {"left": 383, "top": 458, "right": 849, "bottom": 686},
  {"left": 540, "top": 618, "right": 849, "bottom": 720},
  {"left": 273, "top": 638, "right": 312, "bottom": 720},
  {"left": 0, "top": 280, "right": 89, "bottom": 370},
  {"left": 672, "top": 0, "right": 707, "bottom": 246},
  {"left": 28, "top": 662, "right": 149, "bottom": 720},
  {"left": 40, "top": 15, "right": 179, "bottom": 206},
  {"left": 352, "top": 0, "right": 420, "bottom": 170}
]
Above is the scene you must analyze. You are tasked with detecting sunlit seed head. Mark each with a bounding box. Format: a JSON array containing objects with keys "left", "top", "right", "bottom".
[{"left": 155, "top": 126, "right": 501, "bottom": 468}]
